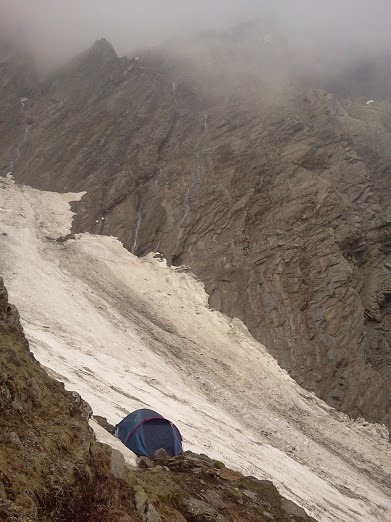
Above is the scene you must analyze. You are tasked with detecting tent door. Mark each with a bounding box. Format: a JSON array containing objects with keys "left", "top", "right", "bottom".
[{"left": 142, "top": 419, "right": 176, "bottom": 456}]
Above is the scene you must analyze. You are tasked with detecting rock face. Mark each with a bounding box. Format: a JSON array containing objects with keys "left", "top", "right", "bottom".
[
  {"left": 0, "top": 39, "right": 36, "bottom": 176},
  {"left": 1, "top": 29, "right": 391, "bottom": 429},
  {"left": 0, "top": 277, "right": 21, "bottom": 329}
]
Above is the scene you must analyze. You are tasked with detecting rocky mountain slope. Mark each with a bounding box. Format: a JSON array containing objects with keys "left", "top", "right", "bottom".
[
  {"left": 0, "top": 276, "right": 137, "bottom": 521},
  {"left": 1, "top": 272, "right": 319, "bottom": 522},
  {"left": 1, "top": 178, "right": 391, "bottom": 522},
  {"left": 1, "top": 24, "right": 391, "bottom": 434}
]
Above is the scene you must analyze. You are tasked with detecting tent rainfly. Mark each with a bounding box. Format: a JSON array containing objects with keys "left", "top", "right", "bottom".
[{"left": 113, "top": 408, "right": 183, "bottom": 457}]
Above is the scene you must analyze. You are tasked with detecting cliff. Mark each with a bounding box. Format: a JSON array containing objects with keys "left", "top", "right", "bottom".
[{"left": 1, "top": 28, "right": 391, "bottom": 432}]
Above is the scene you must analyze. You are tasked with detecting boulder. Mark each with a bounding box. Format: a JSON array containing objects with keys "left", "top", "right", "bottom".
[
  {"left": 202, "top": 490, "right": 226, "bottom": 510},
  {"left": 153, "top": 448, "right": 170, "bottom": 460},
  {"left": 109, "top": 448, "right": 126, "bottom": 480},
  {"left": 70, "top": 391, "right": 93, "bottom": 419},
  {"left": 281, "top": 498, "right": 316, "bottom": 521},
  {"left": 137, "top": 456, "right": 154, "bottom": 469},
  {"left": 134, "top": 485, "right": 162, "bottom": 522},
  {"left": 242, "top": 490, "right": 256, "bottom": 500},
  {"left": 8, "top": 432, "right": 22, "bottom": 446},
  {"left": 185, "top": 498, "right": 226, "bottom": 522}
]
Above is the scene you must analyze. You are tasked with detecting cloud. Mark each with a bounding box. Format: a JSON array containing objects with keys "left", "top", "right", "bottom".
[
  {"left": 0, "top": 0, "right": 259, "bottom": 65},
  {"left": 1, "top": 0, "right": 391, "bottom": 68}
]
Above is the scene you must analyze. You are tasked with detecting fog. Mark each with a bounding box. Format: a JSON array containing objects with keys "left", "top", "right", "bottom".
[{"left": 1, "top": 0, "right": 391, "bottom": 69}]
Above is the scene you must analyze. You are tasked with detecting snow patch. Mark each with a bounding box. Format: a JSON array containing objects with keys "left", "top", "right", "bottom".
[{"left": 0, "top": 179, "right": 391, "bottom": 522}]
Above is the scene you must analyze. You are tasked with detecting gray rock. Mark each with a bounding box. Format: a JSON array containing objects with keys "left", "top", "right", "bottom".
[
  {"left": 202, "top": 490, "right": 226, "bottom": 510},
  {"left": 109, "top": 448, "right": 126, "bottom": 479},
  {"left": 145, "top": 504, "right": 162, "bottom": 522},
  {"left": 70, "top": 391, "right": 93, "bottom": 418},
  {"left": 185, "top": 498, "right": 226, "bottom": 522},
  {"left": 242, "top": 489, "right": 256, "bottom": 500},
  {"left": 137, "top": 456, "right": 154, "bottom": 469},
  {"left": 0, "top": 277, "right": 8, "bottom": 316},
  {"left": 11, "top": 397, "right": 25, "bottom": 412},
  {"left": 0, "top": 277, "right": 23, "bottom": 330},
  {"left": 81, "top": 439, "right": 91, "bottom": 453},
  {"left": 134, "top": 485, "right": 162, "bottom": 522},
  {"left": 281, "top": 497, "right": 315, "bottom": 521},
  {"left": 0, "top": 482, "right": 8, "bottom": 500},
  {"left": 149, "top": 465, "right": 164, "bottom": 473},
  {"left": 8, "top": 431, "right": 22, "bottom": 446},
  {"left": 134, "top": 485, "right": 149, "bottom": 515},
  {"left": 153, "top": 448, "right": 170, "bottom": 460}
]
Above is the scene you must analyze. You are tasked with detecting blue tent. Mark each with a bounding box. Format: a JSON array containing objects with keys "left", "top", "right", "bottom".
[{"left": 113, "top": 408, "right": 183, "bottom": 457}]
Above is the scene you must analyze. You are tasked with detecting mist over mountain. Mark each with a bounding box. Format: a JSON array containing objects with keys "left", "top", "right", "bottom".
[
  {"left": 1, "top": 3, "right": 391, "bottom": 521},
  {"left": 2, "top": 0, "right": 391, "bottom": 73}
]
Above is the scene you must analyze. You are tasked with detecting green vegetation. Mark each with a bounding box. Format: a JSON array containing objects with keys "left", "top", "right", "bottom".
[
  {"left": 236, "top": 477, "right": 283, "bottom": 516},
  {"left": 159, "top": 490, "right": 184, "bottom": 510}
]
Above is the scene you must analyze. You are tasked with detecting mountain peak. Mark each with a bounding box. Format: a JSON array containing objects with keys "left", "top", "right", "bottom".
[{"left": 89, "top": 37, "right": 117, "bottom": 60}]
